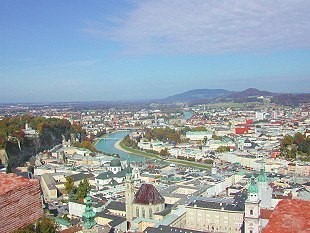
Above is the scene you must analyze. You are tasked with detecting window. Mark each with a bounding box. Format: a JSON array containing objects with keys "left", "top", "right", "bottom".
[
  {"left": 149, "top": 208, "right": 153, "bottom": 218},
  {"left": 250, "top": 230, "right": 253, "bottom": 233},
  {"left": 136, "top": 207, "right": 139, "bottom": 217},
  {"left": 250, "top": 210, "right": 253, "bottom": 215},
  {"left": 142, "top": 207, "right": 145, "bottom": 218}
]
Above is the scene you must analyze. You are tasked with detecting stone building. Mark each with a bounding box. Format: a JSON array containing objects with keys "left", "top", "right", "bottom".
[
  {"left": 185, "top": 192, "right": 246, "bottom": 232},
  {"left": 125, "top": 171, "right": 165, "bottom": 230}
]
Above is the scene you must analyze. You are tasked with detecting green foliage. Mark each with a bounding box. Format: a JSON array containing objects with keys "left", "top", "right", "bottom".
[
  {"left": 144, "top": 127, "right": 181, "bottom": 143},
  {"left": 64, "top": 176, "right": 74, "bottom": 194},
  {"left": 62, "top": 152, "right": 67, "bottom": 164},
  {"left": 36, "top": 217, "right": 59, "bottom": 233},
  {"left": 280, "top": 133, "right": 310, "bottom": 161},
  {"left": 191, "top": 126, "right": 207, "bottom": 131},
  {"left": 122, "top": 135, "right": 138, "bottom": 148},
  {"left": 212, "top": 133, "right": 222, "bottom": 140},
  {"left": 0, "top": 115, "right": 86, "bottom": 169},
  {"left": 159, "top": 148, "right": 170, "bottom": 157},
  {"left": 73, "top": 140, "right": 97, "bottom": 152},
  {"left": 216, "top": 146, "right": 230, "bottom": 153},
  {"left": 14, "top": 217, "right": 58, "bottom": 233},
  {"left": 77, "top": 178, "right": 90, "bottom": 201}
]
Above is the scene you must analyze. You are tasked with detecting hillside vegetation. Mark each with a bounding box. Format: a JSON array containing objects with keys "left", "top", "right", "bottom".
[{"left": 0, "top": 115, "right": 85, "bottom": 170}]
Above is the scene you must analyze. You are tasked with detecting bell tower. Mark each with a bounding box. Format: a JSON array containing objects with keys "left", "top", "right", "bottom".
[
  {"left": 125, "top": 166, "right": 134, "bottom": 221},
  {"left": 244, "top": 175, "right": 260, "bottom": 233}
]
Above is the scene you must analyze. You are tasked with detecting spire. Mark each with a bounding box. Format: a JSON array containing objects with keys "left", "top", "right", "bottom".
[
  {"left": 126, "top": 156, "right": 133, "bottom": 177},
  {"left": 257, "top": 167, "right": 267, "bottom": 182},
  {"left": 82, "top": 193, "right": 96, "bottom": 229},
  {"left": 248, "top": 175, "right": 258, "bottom": 194}
]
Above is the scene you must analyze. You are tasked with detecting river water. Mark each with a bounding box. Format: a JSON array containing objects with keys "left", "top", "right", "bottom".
[{"left": 95, "top": 131, "right": 146, "bottom": 162}]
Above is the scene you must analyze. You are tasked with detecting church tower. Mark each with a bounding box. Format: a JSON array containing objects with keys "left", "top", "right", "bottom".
[
  {"left": 125, "top": 167, "right": 134, "bottom": 221},
  {"left": 257, "top": 167, "right": 272, "bottom": 209},
  {"left": 244, "top": 176, "right": 260, "bottom": 233},
  {"left": 82, "top": 193, "right": 96, "bottom": 231}
]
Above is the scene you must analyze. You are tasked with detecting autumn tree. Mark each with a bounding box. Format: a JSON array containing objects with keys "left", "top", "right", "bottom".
[{"left": 64, "top": 176, "right": 74, "bottom": 194}]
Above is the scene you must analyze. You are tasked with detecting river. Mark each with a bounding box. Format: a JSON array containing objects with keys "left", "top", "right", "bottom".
[
  {"left": 95, "top": 131, "right": 147, "bottom": 162},
  {"left": 95, "top": 111, "right": 193, "bottom": 162}
]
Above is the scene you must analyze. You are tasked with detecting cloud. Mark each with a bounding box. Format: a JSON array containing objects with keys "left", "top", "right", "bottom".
[{"left": 84, "top": 0, "right": 310, "bottom": 54}]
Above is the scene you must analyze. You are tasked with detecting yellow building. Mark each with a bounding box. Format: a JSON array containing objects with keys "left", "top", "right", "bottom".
[{"left": 40, "top": 173, "right": 58, "bottom": 200}]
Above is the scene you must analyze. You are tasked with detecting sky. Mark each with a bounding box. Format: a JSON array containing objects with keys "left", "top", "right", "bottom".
[{"left": 1, "top": 0, "right": 310, "bottom": 103}]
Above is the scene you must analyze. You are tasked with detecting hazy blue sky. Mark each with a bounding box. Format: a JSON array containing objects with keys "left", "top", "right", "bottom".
[{"left": 1, "top": 0, "right": 310, "bottom": 103}]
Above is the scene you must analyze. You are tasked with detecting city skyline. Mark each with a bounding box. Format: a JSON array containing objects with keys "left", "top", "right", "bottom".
[{"left": 1, "top": 0, "right": 310, "bottom": 103}]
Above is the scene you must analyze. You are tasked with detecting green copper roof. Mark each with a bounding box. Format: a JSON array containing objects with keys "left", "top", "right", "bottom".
[
  {"left": 248, "top": 175, "right": 258, "bottom": 193},
  {"left": 257, "top": 168, "right": 267, "bottom": 182},
  {"left": 82, "top": 193, "right": 96, "bottom": 229},
  {"left": 110, "top": 158, "right": 121, "bottom": 167}
]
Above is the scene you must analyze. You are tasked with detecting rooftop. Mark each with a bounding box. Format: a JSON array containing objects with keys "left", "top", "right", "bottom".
[
  {"left": 134, "top": 183, "right": 165, "bottom": 205},
  {"left": 263, "top": 199, "right": 310, "bottom": 233},
  {"left": 0, "top": 173, "right": 39, "bottom": 196}
]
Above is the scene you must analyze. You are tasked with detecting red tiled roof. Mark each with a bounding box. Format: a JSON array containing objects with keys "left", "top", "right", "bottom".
[
  {"left": 0, "top": 173, "right": 43, "bottom": 232},
  {"left": 260, "top": 208, "right": 273, "bottom": 220},
  {"left": 133, "top": 183, "right": 165, "bottom": 205},
  {"left": 0, "top": 173, "right": 39, "bottom": 195},
  {"left": 263, "top": 199, "right": 310, "bottom": 233}
]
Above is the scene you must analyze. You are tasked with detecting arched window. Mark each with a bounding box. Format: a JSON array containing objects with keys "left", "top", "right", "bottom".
[
  {"left": 142, "top": 207, "right": 145, "bottom": 218},
  {"left": 136, "top": 207, "right": 139, "bottom": 217},
  {"left": 149, "top": 208, "right": 153, "bottom": 218},
  {"left": 250, "top": 209, "right": 253, "bottom": 215}
]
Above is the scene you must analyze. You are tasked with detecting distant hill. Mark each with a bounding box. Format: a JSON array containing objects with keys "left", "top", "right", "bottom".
[
  {"left": 272, "top": 93, "right": 310, "bottom": 106},
  {"left": 160, "top": 88, "right": 310, "bottom": 106},
  {"left": 162, "top": 89, "right": 232, "bottom": 103},
  {"left": 226, "top": 88, "right": 274, "bottom": 99}
]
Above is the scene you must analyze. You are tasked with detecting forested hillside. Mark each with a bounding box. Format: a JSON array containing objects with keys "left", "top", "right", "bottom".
[{"left": 0, "top": 115, "right": 85, "bottom": 170}]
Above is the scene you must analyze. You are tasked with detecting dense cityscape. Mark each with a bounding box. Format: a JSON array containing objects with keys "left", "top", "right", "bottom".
[
  {"left": 0, "top": 95, "right": 309, "bottom": 232},
  {"left": 2, "top": 1, "right": 310, "bottom": 233}
]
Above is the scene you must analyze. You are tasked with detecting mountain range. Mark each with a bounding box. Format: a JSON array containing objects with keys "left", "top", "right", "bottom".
[{"left": 161, "top": 88, "right": 310, "bottom": 106}]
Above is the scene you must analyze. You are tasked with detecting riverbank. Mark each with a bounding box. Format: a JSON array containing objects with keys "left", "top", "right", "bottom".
[
  {"left": 117, "top": 139, "right": 211, "bottom": 170},
  {"left": 116, "top": 140, "right": 163, "bottom": 160}
]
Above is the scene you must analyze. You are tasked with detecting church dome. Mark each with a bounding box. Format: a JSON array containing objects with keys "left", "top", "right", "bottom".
[
  {"left": 110, "top": 159, "right": 121, "bottom": 167},
  {"left": 133, "top": 184, "right": 165, "bottom": 205}
]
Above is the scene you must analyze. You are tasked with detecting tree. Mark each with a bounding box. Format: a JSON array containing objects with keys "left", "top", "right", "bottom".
[
  {"left": 159, "top": 148, "right": 170, "bottom": 157},
  {"left": 64, "top": 176, "right": 74, "bottom": 194},
  {"left": 77, "top": 178, "right": 90, "bottom": 201},
  {"left": 281, "top": 135, "right": 294, "bottom": 147},
  {"left": 36, "top": 217, "right": 58, "bottom": 233},
  {"left": 294, "top": 132, "right": 304, "bottom": 144},
  {"left": 15, "top": 217, "right": 58, "bottom": 233},
  {"left": 216, "top": 146, "right": 230, "bottom": 153},
  {"left": 62, "top": 152, "right": 67, "bottom": 164}
]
